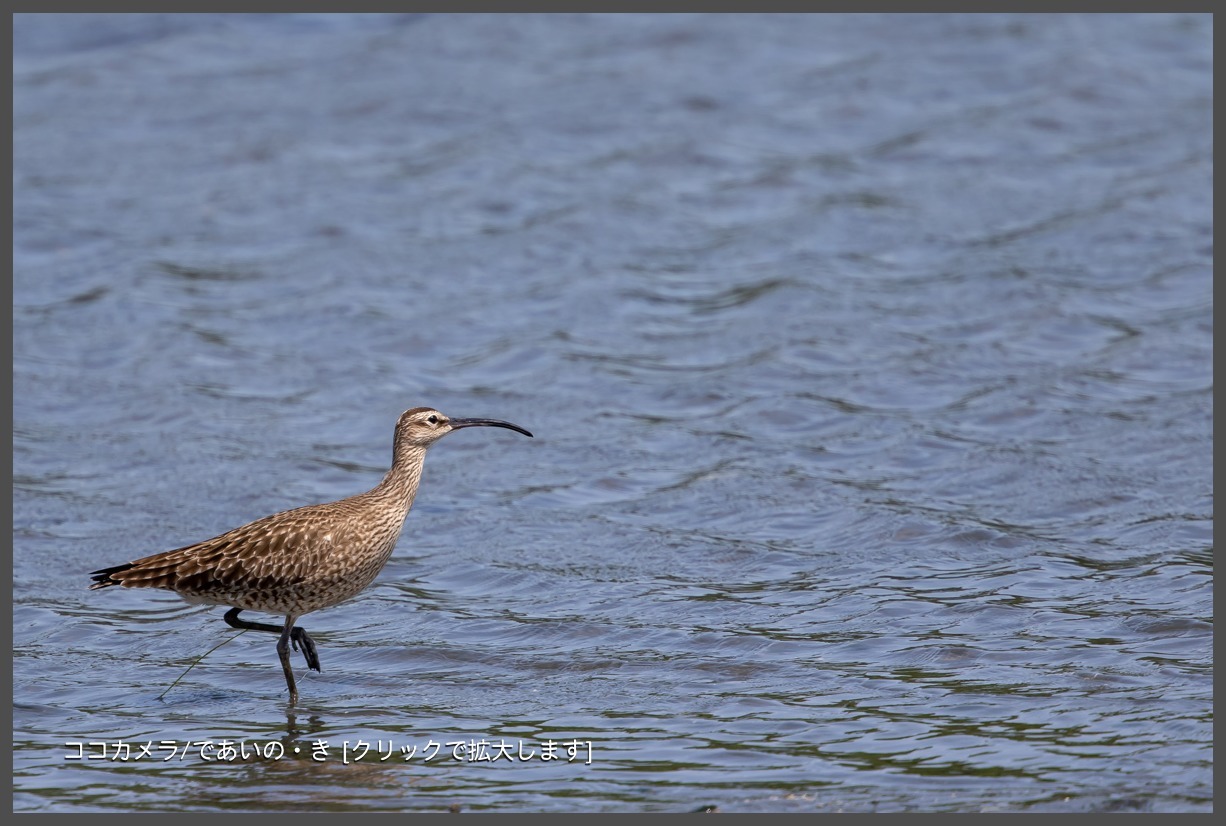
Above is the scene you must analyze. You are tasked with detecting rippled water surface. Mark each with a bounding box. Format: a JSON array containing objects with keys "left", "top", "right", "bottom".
[{"left": 13, "top": 13, "right": 1212, "bottom": 813}]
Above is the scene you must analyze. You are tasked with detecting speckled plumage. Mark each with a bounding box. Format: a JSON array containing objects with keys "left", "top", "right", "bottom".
[
  {"left": 89, "top": 406, "right": 532, "bottom": 702},
  {"left": 91, "top": 462, "right": 424, "bottom": 615}
]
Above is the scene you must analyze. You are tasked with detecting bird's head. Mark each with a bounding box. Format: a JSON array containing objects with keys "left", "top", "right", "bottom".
[{"left": 394, "top": 407, "right": 533, "bottom": 450}]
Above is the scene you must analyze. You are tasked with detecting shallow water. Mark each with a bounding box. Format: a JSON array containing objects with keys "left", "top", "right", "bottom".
[{"left": 12, "top": 13, "right": 1212, "bottom": 812}]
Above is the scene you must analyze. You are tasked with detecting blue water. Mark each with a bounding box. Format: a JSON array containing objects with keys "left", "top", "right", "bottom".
[{"left": 13, "top": 13, "right": 1212, "bottom": 812}]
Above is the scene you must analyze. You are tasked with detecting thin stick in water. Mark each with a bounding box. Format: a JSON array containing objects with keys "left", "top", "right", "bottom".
[{"left": 158, "top": 630, "right": 247, "bottom": 701}]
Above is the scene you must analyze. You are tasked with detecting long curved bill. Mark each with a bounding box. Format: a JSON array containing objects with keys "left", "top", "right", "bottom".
[{"left": 449, "top": 417, "right": 533, "bottom": 438}]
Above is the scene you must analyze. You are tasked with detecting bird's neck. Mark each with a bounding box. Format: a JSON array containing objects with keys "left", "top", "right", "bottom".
[{"left": 371, "top": 444, "right": 428, "bottom": 512}]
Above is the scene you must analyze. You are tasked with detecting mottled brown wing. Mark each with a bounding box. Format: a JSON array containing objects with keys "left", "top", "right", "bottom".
[{"left": 88, "top": 502, "right": 344, "bottom": 596}]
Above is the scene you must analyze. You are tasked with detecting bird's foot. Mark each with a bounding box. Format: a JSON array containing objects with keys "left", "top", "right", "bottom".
[{"left": 291, "top": 627, "right": 321, "bottom": 672}]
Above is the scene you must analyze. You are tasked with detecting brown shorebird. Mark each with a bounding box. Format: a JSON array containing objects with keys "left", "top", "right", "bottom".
[{"left": 88, "top": 407, "right": 532, "bottom": 703}]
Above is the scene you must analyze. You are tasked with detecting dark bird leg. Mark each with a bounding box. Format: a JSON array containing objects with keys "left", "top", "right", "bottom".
[
  {"left": 224, "top": 607, "right": 321, "bottom": 672},
  {"left": 277, "top": 615, "right": 298, "bottom": 704}
]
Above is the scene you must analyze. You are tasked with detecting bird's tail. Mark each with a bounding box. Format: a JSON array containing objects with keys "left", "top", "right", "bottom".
[
  {"left": 88, "top": 563, "right": 135, "bottom": 590},
  {"left": 88, "top": 546, "right": 201, "bottom": 591}
]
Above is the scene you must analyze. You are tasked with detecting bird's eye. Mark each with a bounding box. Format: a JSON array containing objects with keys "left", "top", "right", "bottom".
[{"left": 427, "top": 415, "right": 439, "bottom": 425}]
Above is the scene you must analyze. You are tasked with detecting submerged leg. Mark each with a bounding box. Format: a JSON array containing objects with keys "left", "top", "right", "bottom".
[
  {"left": 224, "top": 607, "right": 320, "bottom": 671},
  {"left": 277, "top": 615, "right": 298, "bottom": 704}
]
